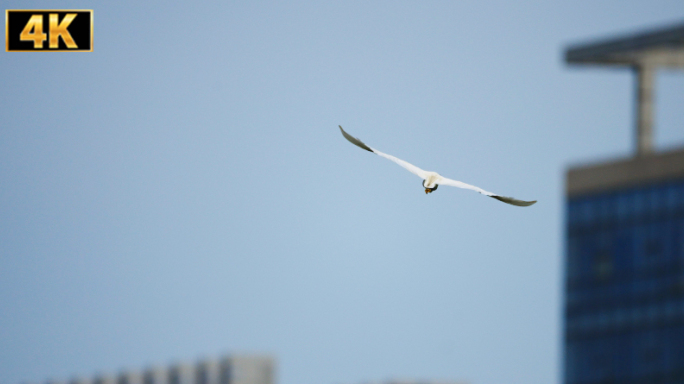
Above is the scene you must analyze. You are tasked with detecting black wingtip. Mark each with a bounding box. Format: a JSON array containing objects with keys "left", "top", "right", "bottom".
[
  {"left": 339, "top": 125, "right": 373, "bottom": 152},
  {"left": 491, "top": 195, "right": 537, "bottom": 207}
]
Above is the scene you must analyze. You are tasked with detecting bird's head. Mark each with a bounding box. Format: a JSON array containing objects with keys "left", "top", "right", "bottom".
[{"left": 423, "top": 180, "right": 438, "bottom": 194}]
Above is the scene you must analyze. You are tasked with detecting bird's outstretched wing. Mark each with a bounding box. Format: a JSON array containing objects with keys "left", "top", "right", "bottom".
[
  {"left": 339, "top": 126, "right": 428, "bottom": 179},
  {"left": 339, "top": 125, "right": 537, "bottom": 207},
  {"left": 438, "top": 176, "right": 537, "bottom": 207}
]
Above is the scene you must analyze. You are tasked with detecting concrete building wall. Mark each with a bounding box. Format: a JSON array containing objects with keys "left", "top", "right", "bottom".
[
  {"left": 220, "top": 356, "right": 274, "bottom": 384},
  {"left": 567, "top": 148, "right": 684, "bottom": 197}
]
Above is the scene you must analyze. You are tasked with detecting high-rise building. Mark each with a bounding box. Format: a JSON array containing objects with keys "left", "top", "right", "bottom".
[{"left": 563, "top": 23, "right": 684, "bottom": 384}]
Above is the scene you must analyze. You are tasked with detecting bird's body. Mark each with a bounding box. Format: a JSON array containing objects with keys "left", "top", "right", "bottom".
[
  {"left": 339, "top": 125, "right": 536, "bottom": 207},
  {"left": 423, "top": 172, "right": 440, "bottom": 189}
]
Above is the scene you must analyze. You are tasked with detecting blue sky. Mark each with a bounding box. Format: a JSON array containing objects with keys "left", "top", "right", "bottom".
[{"left": 1, "top": 2, "right": 684, "bottom": 384}]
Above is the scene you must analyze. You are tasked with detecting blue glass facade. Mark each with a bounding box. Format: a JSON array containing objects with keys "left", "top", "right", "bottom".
[{"left": 565, "top": 179, "right": 684, "bottom": 384}]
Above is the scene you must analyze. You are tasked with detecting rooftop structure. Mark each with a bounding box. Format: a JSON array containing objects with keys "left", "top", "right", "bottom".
[{"left": 565, "top": 22, "right": 684, "bottom": 157}]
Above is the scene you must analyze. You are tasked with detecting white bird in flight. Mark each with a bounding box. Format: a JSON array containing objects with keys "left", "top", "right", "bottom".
[{"left": 339, "top": 126, "right": 536, "bottom": 207}]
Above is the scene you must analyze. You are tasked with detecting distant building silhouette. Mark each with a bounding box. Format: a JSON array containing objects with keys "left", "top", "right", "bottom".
[
  {"left": 564, "top": 22, "right": 684, "bottom": 384},
  {"left": 34, "top": 355, "right": 274, "bottom": 384}
]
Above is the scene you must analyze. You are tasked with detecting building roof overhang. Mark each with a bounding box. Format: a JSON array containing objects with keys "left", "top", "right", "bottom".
[{"left": 565, "top": 22, "right": 684, "bottom": 67}]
